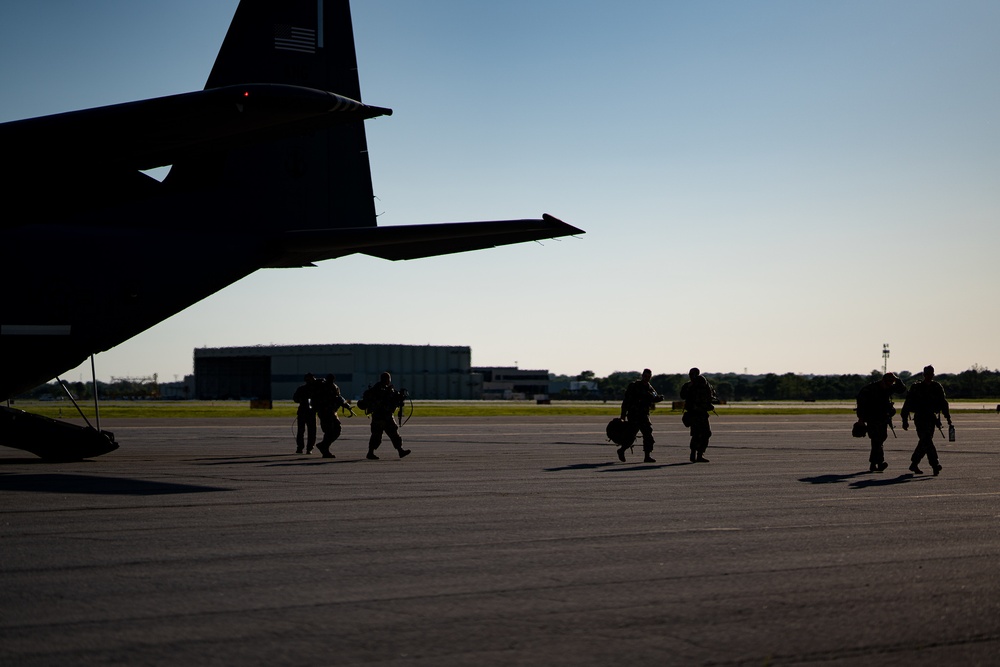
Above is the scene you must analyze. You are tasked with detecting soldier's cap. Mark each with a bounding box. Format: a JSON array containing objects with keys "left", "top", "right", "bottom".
[
  {"left": 923, "top": 365, "right": 935, "bottom": 375},
  {"left": 883, "top": 372, "right": 899, "bottom": 382}
]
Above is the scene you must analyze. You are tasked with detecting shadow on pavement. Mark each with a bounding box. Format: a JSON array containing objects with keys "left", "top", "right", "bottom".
[
  {"left": 0, "top": 473, "right": 229, "bottom": 496},
  {"left": 800, "top": 471, "right": 871, "bottom": 484},
  {"left": 849, "top": 474, "right": 932, "bottom": 489},
  {"left": 799, "top": 471, "right": 933, "bottom": 489},
  {"left": 600, "top": 461, "right": 692, "bottom": 472},
  {"left": 544, "top": 462, "right": 618, "bottom": 472}
]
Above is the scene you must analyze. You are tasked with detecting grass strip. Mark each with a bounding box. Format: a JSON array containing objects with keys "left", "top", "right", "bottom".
[{"left": 8, "top": 400, "right": 997, "bottom": 419}]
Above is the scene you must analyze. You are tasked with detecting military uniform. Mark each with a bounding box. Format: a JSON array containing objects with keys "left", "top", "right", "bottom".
[
  {"left": 363, "top": 379, "right": 410, "bottom": 460},
  {"left": 680, "top": 374, "right": 717, "bottom": 462},
  {"left": 901, "top": 377, "right": 951, "bottom": 475},
  {"left": 855, "top": 374, "right": 906, "bottom": 471},
  {"left": 292, "top": 374, "right": 317, "bottom": 454},
  {"left": 619, "top": 374, "right": 661, "bottom": 462},
  {"left": 314, "top": 376, "right": 349, "bottom": 458}
]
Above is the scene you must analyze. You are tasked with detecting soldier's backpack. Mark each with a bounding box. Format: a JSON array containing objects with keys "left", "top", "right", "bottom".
[
  {"left": 606, "top": 418, "right": 637, "bottom": 447},
  {"left": 357, "top": 386, "right": 374, "bottom": 413}
]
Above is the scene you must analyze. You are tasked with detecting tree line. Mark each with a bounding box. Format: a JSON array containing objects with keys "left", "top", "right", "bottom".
[
  {"left": 555, "top": 366, "right": 1000, "bottom": 401},
  {"left": 14, "top": 366, "right": 1000, "bottom": 403},
  {"left": 15, "top": 378, "right": 170, "bottom": 401}
]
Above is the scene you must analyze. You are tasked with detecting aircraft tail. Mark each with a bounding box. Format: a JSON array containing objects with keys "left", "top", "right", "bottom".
[{"left": 167, "top": 0, "right": 380, "bottom": 232}]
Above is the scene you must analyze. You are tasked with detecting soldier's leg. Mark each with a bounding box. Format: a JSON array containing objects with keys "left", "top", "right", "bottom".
[
  {"left": 317, "top": 413, "right": 331, "bottom": 448},
  {"left": 694, "top": 437, "right": 710, "bottom": 461},
  {"left": 909, "top": 421, "right": 932, "bottom": 473},
  {"left": 926, "top": 439, "right": 940, "bottom": 471},
  {"left": 694, "top": 413, "right": 712, "bottom": 460},
  {"left": 686, "top": 412, "right": 703, "bottom": 461},
  {"left": 638, "top": 420, "right": 654, "bottom": 452},
  {"left": 912, "top": 421, "right": 931, "bottom": 464},
  {"left": 915, "top": 420, "right": 940, "bottom": 473},
  {"left": 384, "top": 420, "right": 410, "bottom": 457},
  {"left": 636, "top": 419, "right": 655, "bottom": 462},
  {"left": 870, "top": 434, "right": 885, "bottom": 465},
  {"left": 909, "top": 437, "right": 926, "bottom": 473},
  {"left": 868, "top": 421, "right": 888, "bottom": 470},
  {"left": 318, "top": 414, "right": 339, "bottom": 458},
  {"left": 306, "top": 414, "right": 317, "bottom": 452},
  {"left": 295, "top": 416, "right": 306, "bottom": 453},
  {"left": 384, "top": 420, "right": 402, "bottom": 448},
  {"left": 368, "top": 419, "right": 385, "bottom": 459}
]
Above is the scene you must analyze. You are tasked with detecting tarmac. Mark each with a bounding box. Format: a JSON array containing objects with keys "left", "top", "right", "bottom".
[{"left": 2, "top": 413, "right": 999, "bottom": 666}]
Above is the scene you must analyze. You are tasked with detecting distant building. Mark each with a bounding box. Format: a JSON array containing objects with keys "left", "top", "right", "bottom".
[
  {"left": 473, "top": 366, "right": 550, "bottom": 400},
  {"left": 570, "top": 381, "right": 598, "bottom": 392},
  {"left": 195, "top": 344, "right": 481, "bottom": 400},
  {"left": 158, "top": 375, "right": 195, "bottom": 399}
]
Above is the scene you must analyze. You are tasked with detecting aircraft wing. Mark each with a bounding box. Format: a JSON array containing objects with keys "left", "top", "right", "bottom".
[
  {"left": 268, "top": 214, "right": 584, "bottom": 267},
  {"left": 1, "top": 84, "right": 391, "bottom": 171}
]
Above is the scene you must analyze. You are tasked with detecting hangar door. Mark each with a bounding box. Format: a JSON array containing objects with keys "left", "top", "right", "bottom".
[{"left": 195, "top": 356, "right": 271, "bottom": 400}]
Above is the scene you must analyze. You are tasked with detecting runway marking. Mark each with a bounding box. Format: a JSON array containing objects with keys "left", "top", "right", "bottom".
[
  {"left": 803, "top": 491, "right": 1000, "bottom": 502},
  {"left": 904, "top": 492, "right": 1000, "bottom": 499}
]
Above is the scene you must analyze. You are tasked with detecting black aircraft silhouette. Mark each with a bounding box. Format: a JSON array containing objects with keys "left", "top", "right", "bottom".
[{"left": 0, "top": 0, "right": 583, "bottom": 460}]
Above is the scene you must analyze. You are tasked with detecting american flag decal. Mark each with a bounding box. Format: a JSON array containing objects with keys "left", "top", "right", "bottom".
[{"left": 274, "top": 25, "right": 316, "bottom": 53}]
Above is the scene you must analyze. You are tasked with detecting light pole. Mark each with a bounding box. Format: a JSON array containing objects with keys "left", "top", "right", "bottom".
[{"left": 882, "top": 343, "right": 890, "bottom": 376}]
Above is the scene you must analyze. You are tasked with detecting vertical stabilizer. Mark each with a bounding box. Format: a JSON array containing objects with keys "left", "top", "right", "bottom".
[
  {"left": 169, "top": 0, "right": 378, "bottom": 232},
  {"left": 205, "top": 0, "right": 362, "bottom": 100}
]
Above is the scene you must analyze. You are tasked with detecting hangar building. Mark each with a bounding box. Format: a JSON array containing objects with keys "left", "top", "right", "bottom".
[
  {"left": 473, "top": 366, "right": 551, "bottom": 400},
  {"left": 194, "top": 344, "right": 481, "bottom": 400}
]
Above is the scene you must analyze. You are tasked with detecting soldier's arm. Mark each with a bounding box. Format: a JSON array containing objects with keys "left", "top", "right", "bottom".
[
  {"left": 900, "top": 390, "right": 912, "bottom": 417},
  {"left": 939, "top": 386, "right": 952, "bottom": 423}
]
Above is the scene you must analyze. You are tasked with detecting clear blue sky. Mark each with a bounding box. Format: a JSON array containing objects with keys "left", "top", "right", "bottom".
[{"left": 2, "top": 1, "right": 998, "bottom": 383}]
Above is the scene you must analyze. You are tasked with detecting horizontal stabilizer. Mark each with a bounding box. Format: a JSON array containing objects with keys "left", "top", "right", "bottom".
[{"left": 269, "top": 214, "right": 584, "bottom": 266}]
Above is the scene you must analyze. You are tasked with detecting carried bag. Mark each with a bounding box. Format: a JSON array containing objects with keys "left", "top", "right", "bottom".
[{"left": 606, "top": 418, "right": 637, "bottom": 447}]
